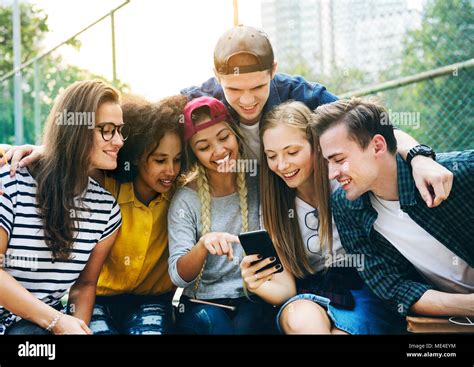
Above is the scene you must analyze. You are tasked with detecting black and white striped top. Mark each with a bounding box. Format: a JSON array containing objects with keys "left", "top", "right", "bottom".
[{"left": 0, "top": 166, "right": 122, "bottom": 327}]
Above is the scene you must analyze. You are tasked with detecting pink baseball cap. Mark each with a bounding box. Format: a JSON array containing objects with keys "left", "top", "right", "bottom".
[{"left": 184, "top": 97, "right": 233, "bottom": 142}]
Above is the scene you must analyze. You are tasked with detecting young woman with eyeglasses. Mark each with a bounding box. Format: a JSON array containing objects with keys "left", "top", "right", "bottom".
[
  {"left": 0, "top": 80, "right": 123, "bottom": 334},
  {"left": 88, "top": 94, "right": 187, "bottom": 335},
  {"left": 0, "top": 94, "right": 188, "bottom": 335},
  {"left": 239, "top": 101, "right": 406, "bottom": 334}
]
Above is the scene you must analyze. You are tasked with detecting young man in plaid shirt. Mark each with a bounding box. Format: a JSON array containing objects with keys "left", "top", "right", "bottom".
[{"left": 313, "top": 97, "right": 473, "bottom": 319}]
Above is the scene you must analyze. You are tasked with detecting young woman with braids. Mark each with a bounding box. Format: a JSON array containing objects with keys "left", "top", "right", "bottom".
[{"left": 167, "top": 97, "right": 277, "bottom": 334}]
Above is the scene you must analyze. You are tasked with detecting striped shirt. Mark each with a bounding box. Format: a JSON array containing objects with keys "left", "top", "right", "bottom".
[{"left": 0, "top": 166, "right": 122, "bottom": 329}]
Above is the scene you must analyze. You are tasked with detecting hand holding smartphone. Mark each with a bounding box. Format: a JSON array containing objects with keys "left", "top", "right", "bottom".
[{"left": 238, "top": 229, "right": 284, "bottom": 274}]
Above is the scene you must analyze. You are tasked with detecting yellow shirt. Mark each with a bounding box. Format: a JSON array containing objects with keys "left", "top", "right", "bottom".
[{"left": 96, "top": 175, "right": 175, "bottom": 296}]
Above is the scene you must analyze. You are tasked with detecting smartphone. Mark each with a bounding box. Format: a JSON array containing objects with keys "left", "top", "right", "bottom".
[{"left": 238, "top": 229, "right": 284, "bottom": 274}]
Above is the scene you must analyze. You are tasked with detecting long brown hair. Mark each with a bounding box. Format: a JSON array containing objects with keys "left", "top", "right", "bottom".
[
  {"left": 260, "top": 101, "right": 332, "bottom": 278},
  {"left": 35, "top": 80, "right": 120, "bottom": 260}
]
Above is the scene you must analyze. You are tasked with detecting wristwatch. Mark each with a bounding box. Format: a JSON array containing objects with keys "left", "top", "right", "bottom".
[{"left": 407, "top": 144, "right": 436, "bottom": 166}]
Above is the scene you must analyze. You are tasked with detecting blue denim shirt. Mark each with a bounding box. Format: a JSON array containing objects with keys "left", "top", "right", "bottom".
[{"left": 181, "top": 73, "right": 338, "bottom": 122}]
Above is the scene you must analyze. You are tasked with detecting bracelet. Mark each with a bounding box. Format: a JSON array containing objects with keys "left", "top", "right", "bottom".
[{"left": 45, "top": 313, "right": 62, "bottom": 333}]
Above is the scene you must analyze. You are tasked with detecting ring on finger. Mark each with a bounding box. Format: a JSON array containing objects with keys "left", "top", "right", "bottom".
[{"left": 254, "top": 274, "right": 259, "bottom": 281}]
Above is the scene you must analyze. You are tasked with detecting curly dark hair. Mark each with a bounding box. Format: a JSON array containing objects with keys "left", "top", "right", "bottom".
[{"left": 111, "top": 94, "right": 188, "bottom": 183}]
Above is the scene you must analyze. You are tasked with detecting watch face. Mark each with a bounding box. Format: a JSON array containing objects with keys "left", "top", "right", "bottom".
[
  {"left": 408, "top": 144, "right": 435, "bottom": 165},
  {"left": 418, "top": 145, "right": 434, "bottom": 154}
]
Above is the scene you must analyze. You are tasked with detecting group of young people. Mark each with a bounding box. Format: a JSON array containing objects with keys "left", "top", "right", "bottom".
[{"left": 0, "top": 25, "right": 471, "bottom": 335}]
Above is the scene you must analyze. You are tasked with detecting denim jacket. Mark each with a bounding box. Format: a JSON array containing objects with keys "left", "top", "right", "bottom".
[{"left": 181, "top": 73, "right": 338, "bottom": 122}]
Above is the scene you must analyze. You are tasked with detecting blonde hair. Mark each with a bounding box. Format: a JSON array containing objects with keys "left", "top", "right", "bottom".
[
  {"left": 260, "top": 101, "right": 333, "bottom": 278},
  {"left": 185, "top": 117, "right": 250, "bottom": 295},
  {"left": 196, "top": 161, "right": 249, "bottom": 236}
]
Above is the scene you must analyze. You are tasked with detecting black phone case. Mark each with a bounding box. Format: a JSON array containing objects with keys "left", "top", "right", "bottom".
[{"left": 238, "top": 230, "right": 284, "bottom": 274}]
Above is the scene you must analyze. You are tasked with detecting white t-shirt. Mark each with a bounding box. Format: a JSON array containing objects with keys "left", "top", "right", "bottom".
[
  {"left": 295, "top": 180, "right": 345, "bottom": 272},
  {"left": 370, "top": 193, "right": 474, "bottom": 293},
  {"left": 239, "top": 121, "right": 261, "bottom": 164}
]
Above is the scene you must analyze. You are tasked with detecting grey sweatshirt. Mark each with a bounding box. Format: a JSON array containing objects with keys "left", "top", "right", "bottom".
[{"left": 167, "top": 174, "right": 260, "bottom": 300}]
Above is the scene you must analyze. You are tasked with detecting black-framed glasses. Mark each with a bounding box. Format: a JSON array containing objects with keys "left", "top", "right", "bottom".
[
  {"left": 305, "top": 209, "right": 319, "bottom": 231},
  {"left": 95, "top": 122, "right": 130, "bottom": 142}
]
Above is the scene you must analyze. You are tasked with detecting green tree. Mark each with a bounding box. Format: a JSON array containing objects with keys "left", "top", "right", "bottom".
[
  {"left": 0, "top": 4, "right": 52, "bottom": 72},
  {"left": 384, "top": 0, "right": 474, "bottom": 151},
  {"left": 0, "top": 3, "right": 128, "bottom": 144}
]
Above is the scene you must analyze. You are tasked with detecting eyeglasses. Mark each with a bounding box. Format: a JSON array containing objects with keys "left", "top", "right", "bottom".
[
  {"left": 305, "top": 209, "right": 321, "bottom": 255},
  {"left": 95, "top": 122, "right": 130, "bottom": 142},
  {"left": 305, "top": 209, "right": 319, "bottom": 231}
]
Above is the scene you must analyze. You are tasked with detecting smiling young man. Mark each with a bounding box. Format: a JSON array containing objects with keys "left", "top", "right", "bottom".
[
  {"left": 313, "top": 97, "right": 474, "bottom": 319},
  {"left": 182, "top": 25, "right": 336, "bottom": 164},
  {"left": 180, "top": 25, "right": 453, "bottom": 208}
]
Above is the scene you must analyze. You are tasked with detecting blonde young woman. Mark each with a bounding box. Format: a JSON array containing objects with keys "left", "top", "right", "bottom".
[
  {"left": 240, "top": 101, "right": 406, "bottom": 334},
  {"left": 167, "top": 96, "right": 276, "bottom": 334}
]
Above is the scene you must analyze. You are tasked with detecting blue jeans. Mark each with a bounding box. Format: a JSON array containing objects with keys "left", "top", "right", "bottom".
[
  {"left": 6, "top": 319, "right": 50, "bottom": 335},
  {"left": 5, "top": 302, "right": 64, "bottom": 335},
  {"left": 89, "top": 293, "right": 174, "bottom": 335},
  {"left": 276, "top": 285, "right": 407, "bottom": 335},
  {"left": 176, "top": 296, "right": 277, "bottom": 335}
]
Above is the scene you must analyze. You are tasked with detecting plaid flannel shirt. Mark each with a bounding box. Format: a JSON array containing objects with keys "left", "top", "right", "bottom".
[{"left": 332, "top": 151, "right": 474, "bottom": 316}]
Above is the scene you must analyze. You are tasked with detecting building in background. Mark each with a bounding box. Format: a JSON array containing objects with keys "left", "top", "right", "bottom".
[{"left": 261, "top": 0, "right": 425, "bottom": 79}]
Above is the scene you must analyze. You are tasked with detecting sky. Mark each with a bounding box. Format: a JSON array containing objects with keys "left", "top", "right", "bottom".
[
  {"left": 15, "top": 0, "right": 426, "bottom": 100},
  {"left": 30, "top": 0, "right": 263, "bottom": 100}
]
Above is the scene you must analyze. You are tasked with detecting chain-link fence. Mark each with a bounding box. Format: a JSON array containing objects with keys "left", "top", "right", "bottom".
[
  {"left": 263, "top": 0, "right": 474, "bottom": 152},
  {"left": 1, "top": 0, "right": 473, "bottom": 151},
  {"left": 374, "top": 68, "right": 473, "bottom": 152}
]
